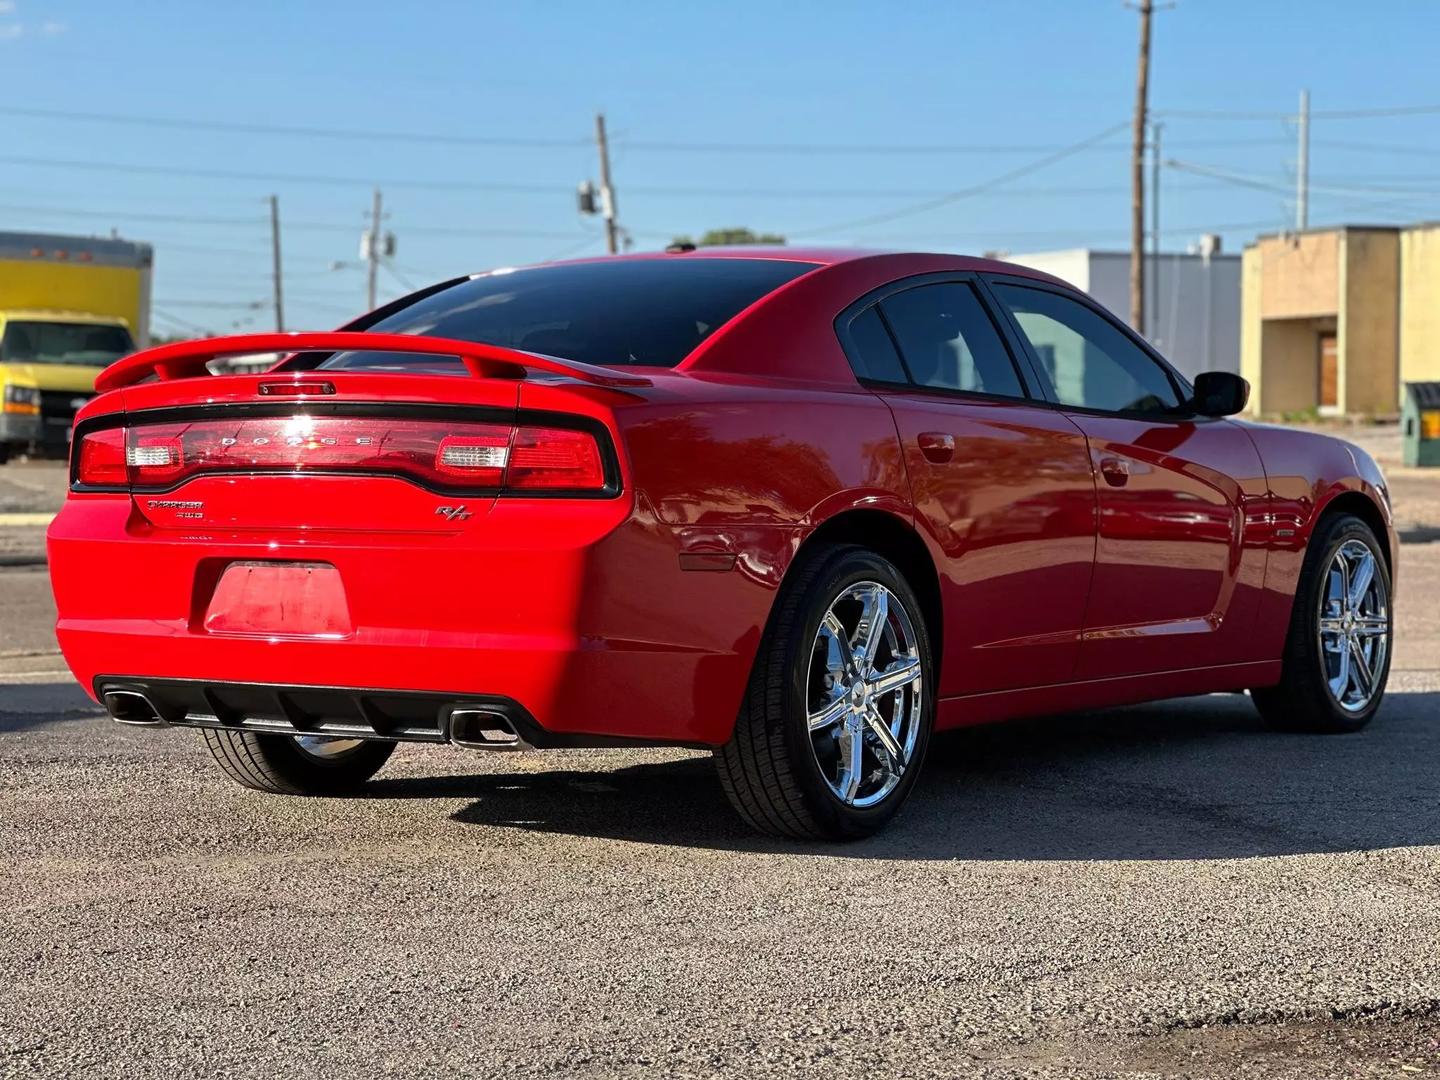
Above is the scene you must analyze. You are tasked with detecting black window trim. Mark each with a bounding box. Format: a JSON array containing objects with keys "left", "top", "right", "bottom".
[
  {"left": 833, "top": 271, "right": 1042, "bottom": 405},
  {"left": 976, "top": 273, "right": 1207, "bottom": 423}
]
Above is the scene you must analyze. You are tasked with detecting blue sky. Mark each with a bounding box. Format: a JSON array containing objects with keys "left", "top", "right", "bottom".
[{"left": 2, "top": 0, "right": 1438, "bottom": 335}]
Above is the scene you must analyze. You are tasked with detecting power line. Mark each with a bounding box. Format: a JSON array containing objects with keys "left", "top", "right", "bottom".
[
  {"left": 0, "top": 105, "right": 592, "bottom": 149},
  {"left": 0, "top": 199, "right": 619, "bottom": 239},
  {"left": 1166, "top": 158, "right": 1440, "bottom": 200},
  {"left": 155, "top": 299, "right": 268, "bottom": 310},
  {"left": 792, "top": 122, "right": 1130, "bottom": 238},
  {"left": 541, "top": 233, "right": 606, "bottom": 262},
  {"left": 0, "top": 152, "right": 1247, "bottom": 200},
  {"left": 1314, "top": 139, "right": 1440, "bottom": 159},
  {"left": 0, "top": 103, "right": 1286, "bottom": 157},
  {"left": 0, "top": 202, "right": 264, "bottom": 226},
  {"left": 151, "top": 307, "right": 213, "bottom": 335},
  {"left": 382, "top": 263, "right": 419, "bottom": 292},
  {"left": 1311, "top": 104, "right": 1440, "bottom": 119},
  {"left": 1159, "top": 103, "right": 1440, "bottom": 121}
]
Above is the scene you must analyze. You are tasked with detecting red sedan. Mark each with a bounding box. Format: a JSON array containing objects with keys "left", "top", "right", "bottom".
[{"left": 48, "top": 249, "right": 1397, "bottom": 839}]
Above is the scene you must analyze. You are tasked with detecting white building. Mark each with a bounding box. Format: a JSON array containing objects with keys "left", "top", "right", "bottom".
[{"left": 996, "top": 246, "right": 1241, "bottom": 380}]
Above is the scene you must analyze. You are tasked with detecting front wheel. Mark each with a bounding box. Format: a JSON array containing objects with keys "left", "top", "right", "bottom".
[
  {"left": 202, "top": 730, "right": 395, "bottom": 794},
  {"left": 715, "top": 545, "right": 935, "bottom": 840},
  {"left": 1251, "top": 513, "right": 1393, "bottom": 733}
]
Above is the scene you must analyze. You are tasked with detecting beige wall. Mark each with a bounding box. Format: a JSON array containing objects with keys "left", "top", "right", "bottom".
[
  {"left": 1242, "top": 227, "right": 1406, "bottom": 417},
  {"left": 1339, "top": 229, "right": 1400, "bottom": 415},
  {"left": 1401, "top": 224, "right": 1440, "bottom": 389},
  {"left": 1256, "top": 319, "right": 1325, "bottom": 414},
  {"left": 1256, "top": 231, "right": 1339, "bottom": 319}
]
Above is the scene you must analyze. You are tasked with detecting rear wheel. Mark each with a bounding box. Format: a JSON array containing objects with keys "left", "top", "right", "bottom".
[
  {"left": 1251, "top": 513, "right": 1392, "bottom": 733},
  {"left": 202, "top": 730, "right": 395, "bottom": 794},
  {"left": 715, "top": 544, "right": 934, "bottom": 840}
]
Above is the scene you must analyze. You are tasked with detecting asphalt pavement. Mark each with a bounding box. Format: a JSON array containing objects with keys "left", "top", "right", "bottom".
[{"left": 2, "top": 443, "right": 1439, "bottom": 1078}]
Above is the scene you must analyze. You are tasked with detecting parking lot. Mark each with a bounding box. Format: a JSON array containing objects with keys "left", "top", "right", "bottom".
[{"left": 3, "top": 431, "right": 1439, "bottom": 1077}]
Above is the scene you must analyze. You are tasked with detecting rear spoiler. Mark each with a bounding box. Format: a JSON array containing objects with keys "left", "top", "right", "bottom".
[{"left": 92, "top": 332, "right": 653, "bottom": 393}]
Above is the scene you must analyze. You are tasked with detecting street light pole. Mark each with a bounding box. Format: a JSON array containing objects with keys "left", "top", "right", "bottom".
[
  {"left": 595, "top": 113, "right": 619, "bottom": 255},
  {"left": 1129, "top": 0, "right": 1154, "bottom": 334},
  {"left": 1296, "top": 88, "right": 1311, "bottom": 231},
  {"left": 1149, "top": 121, "right": 1161, "bottom": 343},
  {"left": 366, "top": 188, "right": 382, "bottom": 311},
  {"left": 268, "top": 194, "right": 284, "bottom": 332}
]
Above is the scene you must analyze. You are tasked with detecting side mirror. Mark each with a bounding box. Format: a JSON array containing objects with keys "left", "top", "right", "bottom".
[{"left": 1192, "top": 371, "right": 1250, "bottom": 417}]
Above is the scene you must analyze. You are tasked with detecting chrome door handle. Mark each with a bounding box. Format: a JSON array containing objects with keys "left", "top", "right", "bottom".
[
  {"left": 1100, "top": 456, "right": 1130, "bottom": 487},
  {"left": 918, "top": 432, "right": 955, "bottom": 463}
]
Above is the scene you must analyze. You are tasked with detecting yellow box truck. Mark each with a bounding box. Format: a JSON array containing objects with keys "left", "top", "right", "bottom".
[{"left": 0, "top": 231, "right": 152, "bottom": 461}]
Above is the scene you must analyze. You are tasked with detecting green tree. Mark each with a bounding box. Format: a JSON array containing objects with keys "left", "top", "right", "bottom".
[{"left": 671, "top": 227, "right": 786, "bottom": 248}]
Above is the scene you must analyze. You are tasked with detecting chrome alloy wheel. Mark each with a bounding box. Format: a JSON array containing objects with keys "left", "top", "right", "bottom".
[
  {"left": 806, "top": 581, "right": 923, "bottom": 808},
  {"left": 293, "top": 735, "right": 367, "bottom": 760},
  {"left": 1317, "top": 539, "right": 1390, "bottom": 713}
]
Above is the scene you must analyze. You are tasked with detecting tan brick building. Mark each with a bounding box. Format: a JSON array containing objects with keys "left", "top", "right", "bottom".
[{"left": 1240, "top": 223, "right": 1440, "bottom": 417}]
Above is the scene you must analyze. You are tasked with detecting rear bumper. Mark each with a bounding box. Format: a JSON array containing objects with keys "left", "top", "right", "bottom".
[
  {"left": 0, "top": 413, "right": 41, "bottom": 444},
  {"left": 48, "top": 495, "right": 788, "bottom": 746},
  {"left": 92, "top": 676, "right": 658, "bottom": 748}
]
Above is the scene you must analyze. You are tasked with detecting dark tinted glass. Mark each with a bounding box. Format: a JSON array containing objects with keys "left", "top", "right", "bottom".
[
  {"left": 991, "top": 283, "right": 1182, "bottom": 414},
  {"left": 320, "top": 258, "right": 817, "bottom": 372},
  {"left": 844, "top": 306, "right": 908, "bottom": 383},
  {"left": 2, "top": 320, "right": 134, "bottom": 367},
  {"left": 879, "top": 283, "right": 1023, "bottom": 397}
]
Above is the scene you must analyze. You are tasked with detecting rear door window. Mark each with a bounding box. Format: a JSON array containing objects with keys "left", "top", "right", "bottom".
[
  {"left": 319, "top": 258, "right": 818, "bottom": 372},
  {"left": 878, "top": 283, "right": 1024, "bottom": 398},
  {"left": 843, "top": 307, "right": 909, "bottom": 383}
]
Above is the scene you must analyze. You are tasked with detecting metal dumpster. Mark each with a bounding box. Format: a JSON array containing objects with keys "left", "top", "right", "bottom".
[{"left": 1403, "top": 382, "right": 1440, "bottom": 467}]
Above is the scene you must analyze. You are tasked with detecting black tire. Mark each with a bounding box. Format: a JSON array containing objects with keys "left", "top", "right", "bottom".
[
  {"left": 715, "top": 544, "right": 935, "bottom": 840},
  {"left": 1251, "top": 513, "right": 1393, "bottom": 733},
  {"left": 0, "top": 444, "right": 10, "bottom": 466},
  {"left": 201, "top": 730, "right": 395, "bottom": 794}
]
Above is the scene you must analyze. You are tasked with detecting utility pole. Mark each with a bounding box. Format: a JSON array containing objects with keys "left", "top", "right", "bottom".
[
  {"left": 1148, "top": 120, "right": 1161, "bottom": 342},
  {"left": 1295, "top": 88, "right": 1311, "bottom": 231},
  {"left": 366, "top": 188, "right": 382, "bottom": 310},
  {"left": 268, "top": 194, "right": 284, "bottom": 332},
  {"left": 594, "top": 113, "right": 619, "bottom": 254},
  {"left": 1129, "top": 0, "right": 1154, "bottom": 334}
]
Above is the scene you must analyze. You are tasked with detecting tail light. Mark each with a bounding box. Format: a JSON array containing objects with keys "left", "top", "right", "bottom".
[
  {"left": 75, "top": 428, "right": 126, "bottom": 486},
  {"left": 74, "top": 415, "right": 611, "bottom": 494},
  {"left": 2, "top": 385, "right": 41, "bottom": 415}
]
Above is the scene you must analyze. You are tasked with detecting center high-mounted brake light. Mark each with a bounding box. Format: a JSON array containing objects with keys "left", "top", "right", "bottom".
[{"left": 74, "top": 415, "right": 610, "bottom": 494}]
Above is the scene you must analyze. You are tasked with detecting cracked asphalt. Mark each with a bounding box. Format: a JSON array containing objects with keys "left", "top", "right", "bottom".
[{"left": 3, "top": 446, "right": 1440, "bottom": 1078}]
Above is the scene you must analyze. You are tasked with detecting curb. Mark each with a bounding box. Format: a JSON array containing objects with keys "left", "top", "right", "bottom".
[
  {"left": 0, "top": 554, "right": 46, "bottom": 568},
  {"left": 0, "top": 513, "right": 56, "bottom": 527}
]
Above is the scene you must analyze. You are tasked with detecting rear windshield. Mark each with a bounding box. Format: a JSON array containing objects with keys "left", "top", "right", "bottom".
[
  {"left": 318, "top": 257, "right": 818, "bottom": 372},
  {"left": 1, "top": 320, "right": 134, "bottom": 367}
]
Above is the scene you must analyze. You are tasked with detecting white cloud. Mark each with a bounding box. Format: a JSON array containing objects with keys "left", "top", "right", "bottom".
[
  {"left": 0, "top": 23, "right": 22, "bottom": 40},
  {"left": 40, "top": 19, "right": 64, "bottom": 34}
]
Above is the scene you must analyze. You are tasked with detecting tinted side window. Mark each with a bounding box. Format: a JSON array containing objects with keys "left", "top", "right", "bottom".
[
  {"left": 879, "top": 283, "right": 1023, "bottom": 397},
  {"left": 844, "top": 306, "right": 908, "bottom": 383},
  {"left": 991, "top": 283, "right": 1182, "bottom": 414}
]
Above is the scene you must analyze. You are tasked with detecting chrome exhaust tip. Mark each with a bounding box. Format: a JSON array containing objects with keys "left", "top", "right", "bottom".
[
  {"left": 103, "top": 689, "right": 165, "bottom": 727},
  {"left": 449, "top": 708, "right": 532, "bottom": 752}
]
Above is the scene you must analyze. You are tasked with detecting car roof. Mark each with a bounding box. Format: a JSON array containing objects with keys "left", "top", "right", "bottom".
[{"left": 528, "top": 247, "right": 1070, "bottom": 281}]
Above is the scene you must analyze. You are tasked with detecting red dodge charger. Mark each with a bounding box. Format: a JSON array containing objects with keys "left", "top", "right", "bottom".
[{"left": 48, "top": 249, "right": 1397, "bottom": 839}]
